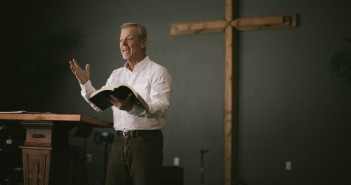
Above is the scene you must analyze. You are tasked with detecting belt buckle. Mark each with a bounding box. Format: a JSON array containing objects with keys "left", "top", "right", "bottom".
[{"left": 122, "top": 131, "right": 129, "bottom": 138}]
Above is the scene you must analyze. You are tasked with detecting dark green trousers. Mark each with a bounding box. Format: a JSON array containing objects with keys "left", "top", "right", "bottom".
[{"left": 105, "top": 130, "right": 163, "bottom": 185}]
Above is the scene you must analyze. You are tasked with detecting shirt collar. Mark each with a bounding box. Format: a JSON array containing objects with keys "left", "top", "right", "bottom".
[{"left": 123, "top": 55, "right": 150, "bottom": 72}]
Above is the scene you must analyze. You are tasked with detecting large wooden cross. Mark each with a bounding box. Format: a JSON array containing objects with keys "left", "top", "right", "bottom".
[{"left": 170, "top": 0, "right": 297, "bottom": 185}]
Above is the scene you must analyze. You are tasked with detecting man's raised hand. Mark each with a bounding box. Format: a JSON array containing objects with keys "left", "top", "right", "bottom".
[{"left": 69, "top": 59, "right": 91, "bottom": 85}]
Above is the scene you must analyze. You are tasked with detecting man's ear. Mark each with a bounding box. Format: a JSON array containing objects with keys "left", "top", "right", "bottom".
[{"left": 141, "top": 39, "right": 147, "bottom": 49}]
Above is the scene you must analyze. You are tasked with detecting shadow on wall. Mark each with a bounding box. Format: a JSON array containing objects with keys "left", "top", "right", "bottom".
[
  {"left": 330, "top": 37, "right": 351, "bottom": 86},
  {"left": 0, "top": 29, "right": 83, "bottom": 111}
]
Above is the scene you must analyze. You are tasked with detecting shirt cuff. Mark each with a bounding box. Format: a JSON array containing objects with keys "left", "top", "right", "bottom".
[{"left": 80, "top": 80, "right": 93, "bottom": 92}]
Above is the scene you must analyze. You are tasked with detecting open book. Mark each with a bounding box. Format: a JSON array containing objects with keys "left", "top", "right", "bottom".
[{"left": 89, "top": 85, "right": 149, "bottom": 111}]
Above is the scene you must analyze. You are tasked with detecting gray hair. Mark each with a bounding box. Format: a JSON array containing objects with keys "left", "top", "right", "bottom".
[{"left": 120, "top": 23, "right": 147, "bottom": 40}]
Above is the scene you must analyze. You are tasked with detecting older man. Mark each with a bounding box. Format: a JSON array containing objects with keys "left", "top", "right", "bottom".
[{"left": 69, "top": 23, "right": 172, "bottom": 185}]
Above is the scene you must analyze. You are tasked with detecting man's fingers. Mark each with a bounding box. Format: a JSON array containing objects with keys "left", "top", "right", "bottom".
[
  {"left": 108, "top": 98, "right": 115, "bottom": 105},
  {"left": 72, "top": 59, "right": 83, "bottom": 70},
  {"left": 109, "top": 95, "right": 123, "bottom": 109},
  {"left": 85, "top": 64, "right": 91, "bottom": 73},
  {"left": 69, "top": 65, "right": 75, "bottom": 73},
  {"left": 69, "top": 61, "right": 79, "bottom": 75},
  {"left": 69, "top": 59, "right": 79, "bottom": 71},
  {"left": 109, "top": 95, "right": 119, "bottom": 102},
  {"left": 126, "top": 93, "right": 134, "bottom": 101},
  {"left": 85, "top": 64, "right": 90, "bottom": 76},
  {"left": 69, "top": 59, "right": 90, "bottom": 75}
]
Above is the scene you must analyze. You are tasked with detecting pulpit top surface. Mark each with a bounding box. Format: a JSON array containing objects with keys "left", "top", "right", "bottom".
[{"left": 0, "top": 113, "right": 113, "bottom": 128}]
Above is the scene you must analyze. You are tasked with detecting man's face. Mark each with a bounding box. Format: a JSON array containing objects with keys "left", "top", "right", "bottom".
[{"left": 119, "top": 27, "right": 146, "bottom": 61}]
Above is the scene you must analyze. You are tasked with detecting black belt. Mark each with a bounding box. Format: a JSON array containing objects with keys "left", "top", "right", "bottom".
[{"left": 116, "top": 130, "right": 160, "bottom": 138}]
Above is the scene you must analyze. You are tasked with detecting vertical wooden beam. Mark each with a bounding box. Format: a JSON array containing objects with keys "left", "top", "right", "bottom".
[
  {"left": 225, "top": 0, "right": 232, "bottom": 21},
  {"left": 224, "top": 25, "right": 234, "bottom": 185},
  {"left": 225, "top": 0, "right": 234, "bottom": 184}
]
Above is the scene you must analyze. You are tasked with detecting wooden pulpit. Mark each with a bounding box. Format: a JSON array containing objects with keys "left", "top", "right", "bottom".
[{"left": 0, "top": 113, "right": 113, "bottom": 185}]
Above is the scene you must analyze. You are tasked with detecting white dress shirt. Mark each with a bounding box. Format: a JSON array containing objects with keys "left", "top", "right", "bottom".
[{"left": 80, "top": 56, "right": 172, "bottom": 131}]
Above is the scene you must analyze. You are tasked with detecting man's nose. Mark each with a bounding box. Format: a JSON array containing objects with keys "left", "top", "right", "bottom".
[{"left": 120, "top": 40, "right": 126, "bottom": 46}]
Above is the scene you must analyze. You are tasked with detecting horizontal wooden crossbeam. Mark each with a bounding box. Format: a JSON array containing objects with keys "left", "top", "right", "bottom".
[
  {"left": 232, "top": 14, "right": 297, "bottom": 31},
  {"left": 170, "top": 20, "right": 227, "bottom": 36},
  {"left": 170, "top": 14, "right": 297, "bottom": 36}
]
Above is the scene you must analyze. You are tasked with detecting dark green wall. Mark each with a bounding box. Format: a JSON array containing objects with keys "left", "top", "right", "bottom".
[
  {"left": 238, "top": 0, "right": 351, "bottom": 184},
  {"left": 1, "top": 0, "right": 351, "bottom": 185}
]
